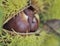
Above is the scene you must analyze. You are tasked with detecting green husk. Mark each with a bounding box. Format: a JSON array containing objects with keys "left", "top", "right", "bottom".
[{"left": 0, "top": 0, "right": 60, "bottom": 46}]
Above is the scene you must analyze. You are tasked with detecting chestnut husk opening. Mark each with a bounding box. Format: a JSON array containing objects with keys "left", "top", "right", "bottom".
[{"left": 3, "top": 6, "right": 40, "bottom": 33}]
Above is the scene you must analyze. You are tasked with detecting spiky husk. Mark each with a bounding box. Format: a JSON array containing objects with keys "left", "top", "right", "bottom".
[{"left": 0, "top": 0, "right": 60, "bottom": 46}]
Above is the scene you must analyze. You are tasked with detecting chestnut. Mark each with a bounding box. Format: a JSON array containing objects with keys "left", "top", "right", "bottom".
[
  {"left": 3, "top": 12, "right": 30, "bottom": 33},
  {"left": 3, "top": 6, "right": 40, "bottom": 33},
  {"left": 24, "top": 7, "right": 39, "bottom": 32}
]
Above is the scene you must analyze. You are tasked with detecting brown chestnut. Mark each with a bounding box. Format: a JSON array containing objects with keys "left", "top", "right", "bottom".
[
  {"left": 3, "top": 6, "right": 40, "bottom": 33},
  {"left": 3, "top": 12, "right": 30, "bottom": 33},
  {"left": 24, "top": 7, "right": 39, "bottom": 32}
]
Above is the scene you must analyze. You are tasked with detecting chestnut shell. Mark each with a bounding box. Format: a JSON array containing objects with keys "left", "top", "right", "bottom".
[{"left": 3, "top": 6, "right": 40, "bottom": 33}]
